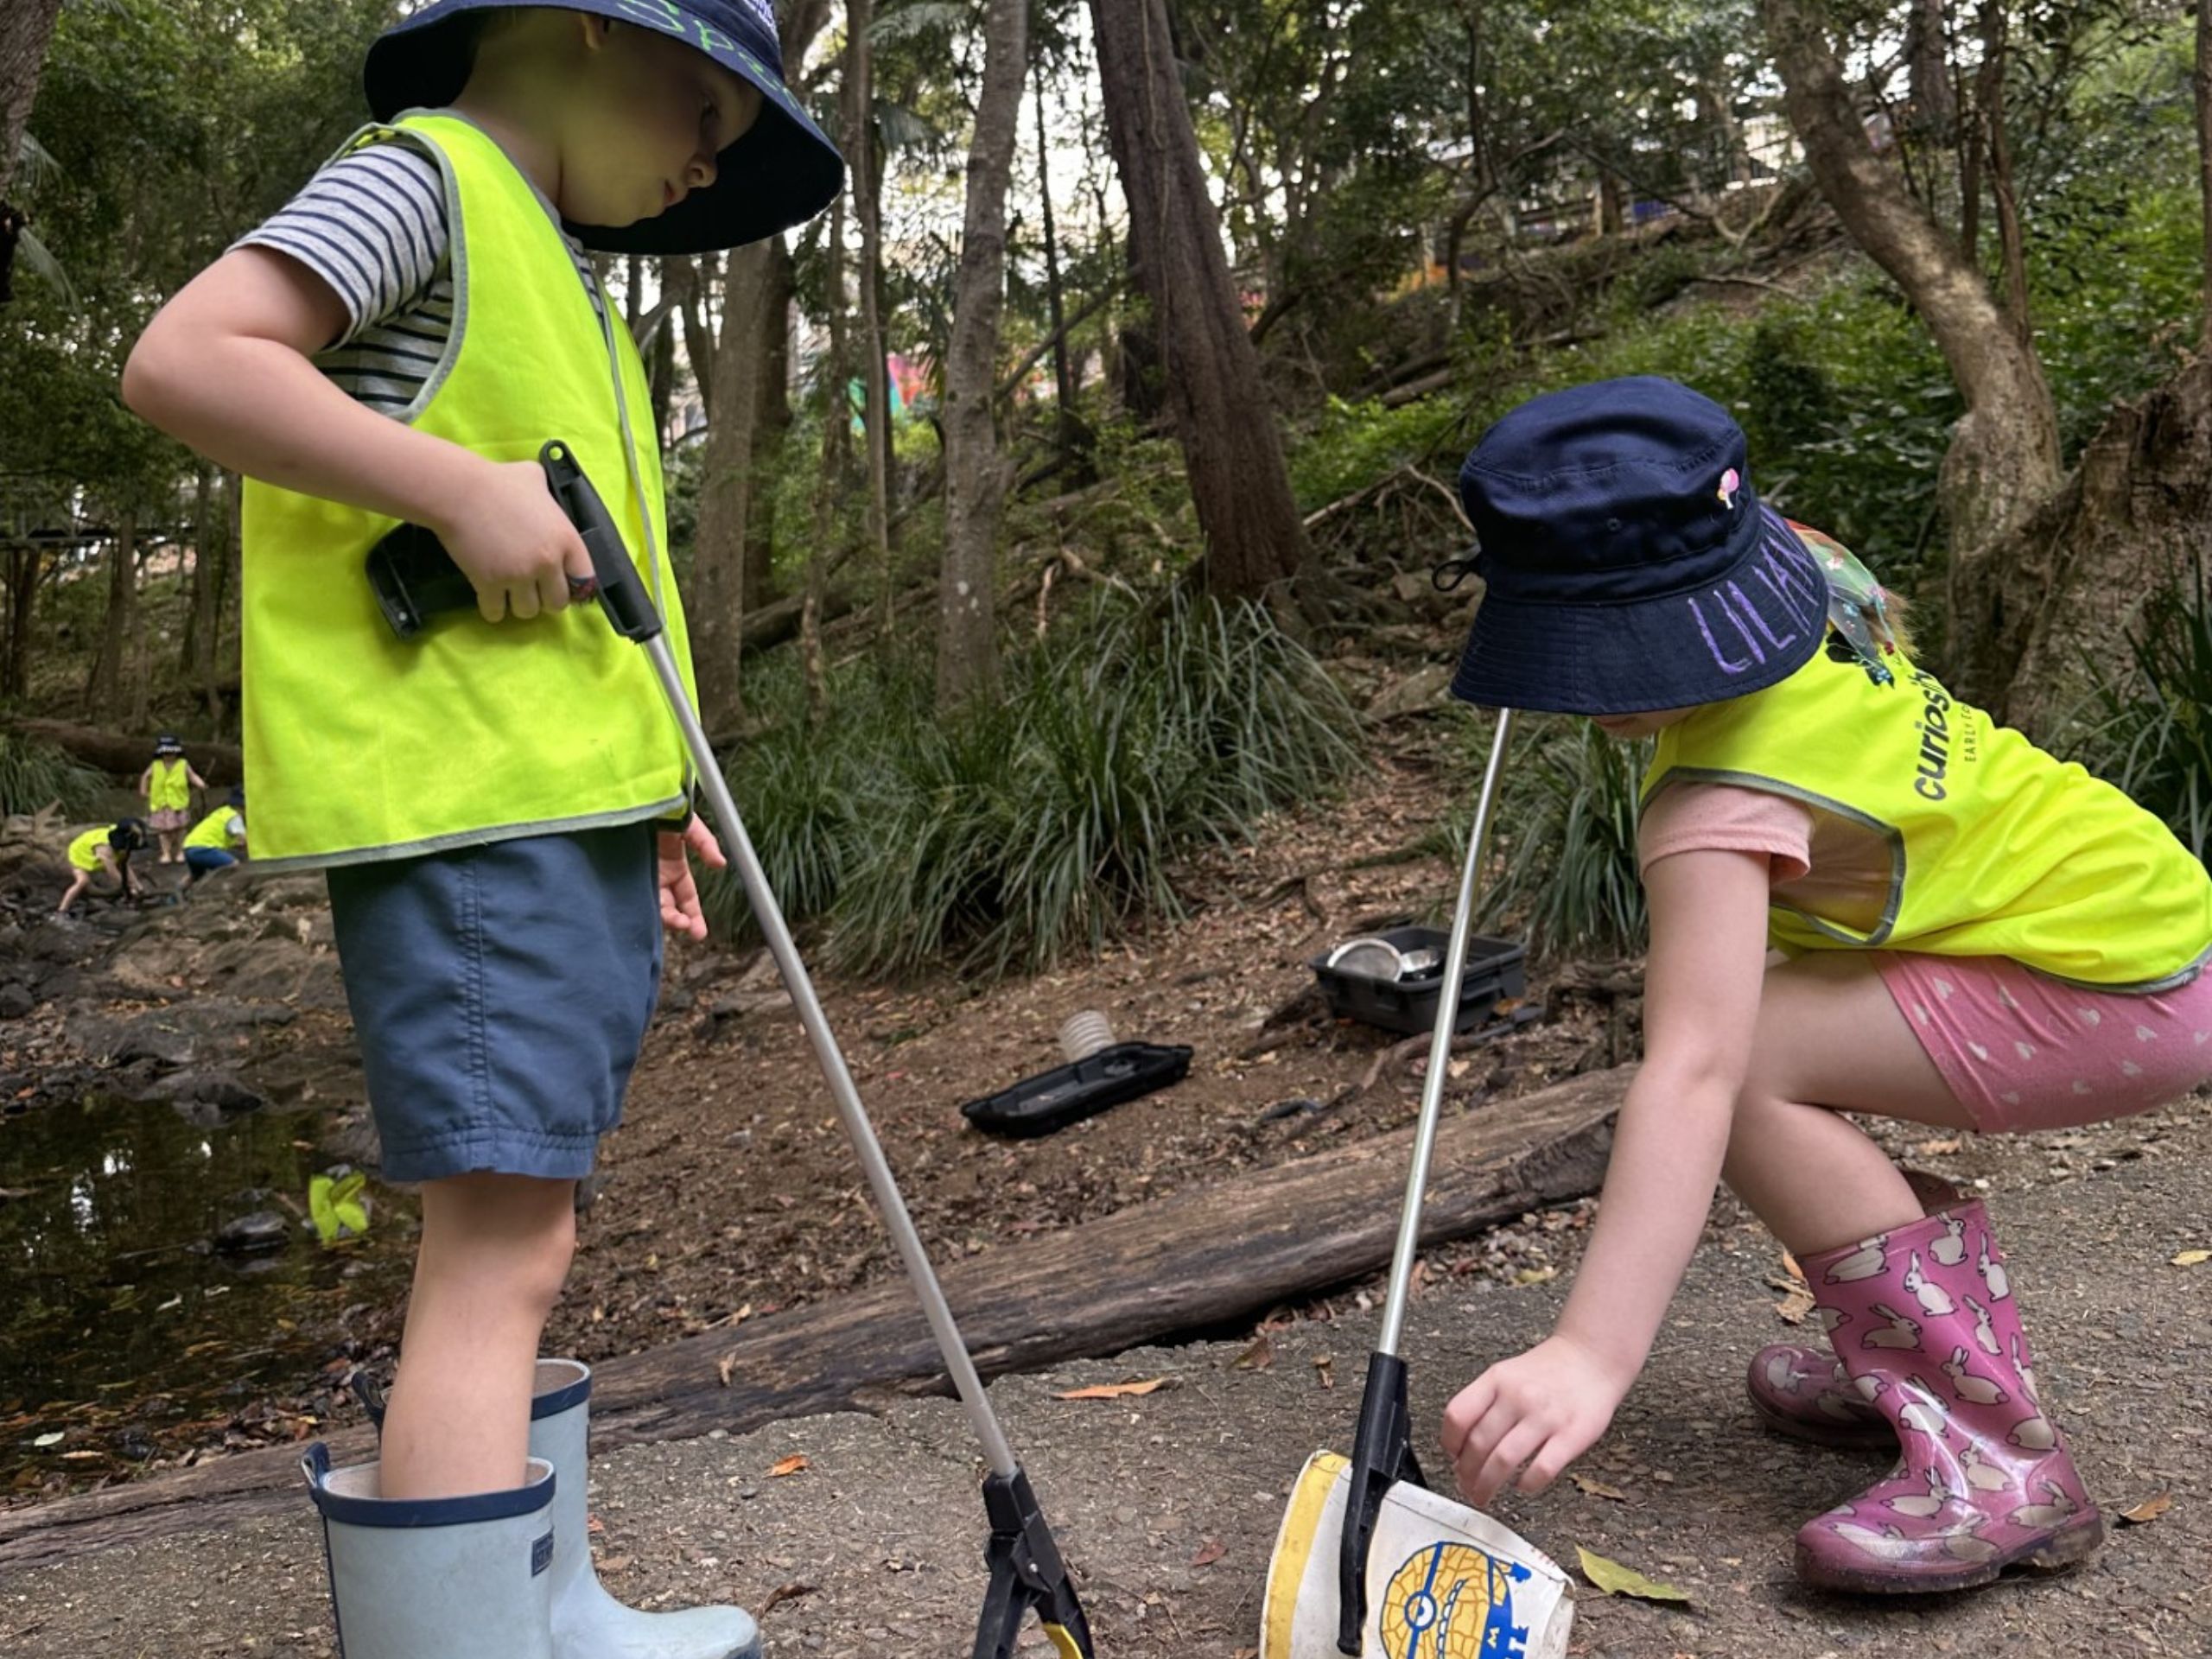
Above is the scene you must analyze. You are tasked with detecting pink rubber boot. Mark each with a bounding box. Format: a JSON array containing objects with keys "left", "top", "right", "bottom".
[
  {"left": 1790, "top": 1201, "right": 2103, "bottom": 1593},
  {"left": 1746, "top": 1339, "right": 1891, "bottom": 1449}
]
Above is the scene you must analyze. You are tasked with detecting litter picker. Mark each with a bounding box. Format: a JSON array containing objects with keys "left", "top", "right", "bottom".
[
  {"left": 371, "top": 442, "right": 1094, "bottom": 1659},
  {"left": 1258, "top": 708, "right": 1576, "bottom": 1659}
]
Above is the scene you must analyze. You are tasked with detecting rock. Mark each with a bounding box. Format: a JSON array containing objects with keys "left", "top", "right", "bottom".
[
  {"left": 0, "top": 983, "right": 33, "bottom": 1020},
  {"left": 1364, "top": 661, "right": 1454, "bottom": 721},
  {"left": 213, "top": 1211, "right": 290, "bottom": 1254},
  {"left": 139, "top": 1071, "right": 269, "bottom": 1116}
]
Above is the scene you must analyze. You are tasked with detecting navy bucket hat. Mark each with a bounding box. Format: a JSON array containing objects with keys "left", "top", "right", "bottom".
[
  {"left": 365, "top": 0, "right": 844, "bottom": 255},
  {"left": 1448, "top": 376, "right": 1830, "bottom": 716}
]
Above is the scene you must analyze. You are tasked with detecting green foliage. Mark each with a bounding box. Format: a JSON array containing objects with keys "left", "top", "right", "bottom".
[
  {"left": 698, "top": 591, "right": 1363, "bottom": 976},
  {"left": 1286, "top": 397, "right": 1469, "bottom": 514},
  {"left": 0, "top": 735, "right": 105, "bottom": 818},
  {"left": 2081, "top": 569, "right": 2212, "bottom": 865},
  {"left": 1455, "top": 716, "right": 1650, "bottom": 961},
  {"left": 308, "top": 1169, "right": 372, "bottom": 1248}
]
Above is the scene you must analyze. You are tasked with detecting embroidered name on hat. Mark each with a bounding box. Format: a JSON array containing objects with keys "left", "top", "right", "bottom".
[
  {"left": 737, "top": 0, "right": 777, "bottom": 31},
  {"left": 1687, "top": 527, "right": 1825, "bottom": 677}
]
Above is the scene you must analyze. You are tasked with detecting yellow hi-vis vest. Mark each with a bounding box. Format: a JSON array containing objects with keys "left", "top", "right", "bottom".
[
  {"left": 240, "top": 111, "right": 696, "bottom": 869},
  {"left": 1644, "top": 634, "right": 2212, "bottom": 991},
  {"left": 148, "top": 760, "right": 191, "bottom": 811},
  {"left": 67, "top": 827, "right": 116, "bottom": 873},
  {"left": 186, "top": 806, "right": 245, "bottom": 851}
]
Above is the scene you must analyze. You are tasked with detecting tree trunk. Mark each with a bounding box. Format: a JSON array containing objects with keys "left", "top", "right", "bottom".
[
  {"left": 742, "top": 238, "right": 793, "bottom": 616},
  {"left": 1089, "top": 0, "right": 1308, "bottom": 606},
  {"left": 689, "top": 240, "right": 779, "bottom": 732},
  {"left": 87, "top": 512, "right": 137, "bottom": 722},
  {"left": 935, "top": 0, "right": 1027, "bottom": 709},
  {"left": 1033, "top": 60, "right": 1082, "bottom": 454},
  {"left": 648, "top": 258, "right": 677, "bottom": 442},
  {"left": 2199, "top": 0, "right": 2212, "bottom": 353},
  {"left": 126, "top": 540, "right": 151, "bottom": 731},
  {"left": 0, "top": 0, "right": 64, "bottom": 204},
  {"left": 843, "top": 0, "right": 895, "bottom": 636},
  {"left": 2, "top": 543, "right": 37, "bottom": 700},
  {"left": 1758, "top": 0, "right": 2062, "bottom": 706}
]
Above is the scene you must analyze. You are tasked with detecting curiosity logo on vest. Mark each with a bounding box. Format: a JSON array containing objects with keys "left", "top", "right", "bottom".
[{"left": 1909, "top": 669, "right": 1953, "bottom": 800}]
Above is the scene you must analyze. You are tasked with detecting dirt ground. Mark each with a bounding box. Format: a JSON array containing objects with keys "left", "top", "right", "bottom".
[
  {"left": 2, "top": 704, "right": 1637, "bottom": 1495},
  {"left": 4, "top": 1090, "right": 2207, "bottom": 1657}
]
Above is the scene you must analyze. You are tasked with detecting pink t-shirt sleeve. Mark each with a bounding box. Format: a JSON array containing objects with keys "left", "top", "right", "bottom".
[{"left": 1638, "top": 780, "right": 1815, "bottom": 882}]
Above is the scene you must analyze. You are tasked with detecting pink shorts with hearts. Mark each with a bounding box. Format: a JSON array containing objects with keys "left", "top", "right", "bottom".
[{"left": 1876, "top": 951, "right": 2212, "bottom": 1134}]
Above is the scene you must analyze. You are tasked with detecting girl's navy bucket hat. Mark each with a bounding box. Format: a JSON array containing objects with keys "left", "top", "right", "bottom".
[
  {"left": 1448, "top": 376, "right": 1829, "bottom": 716},
  {"left": 365, "top": 0, "right": 844, "bottom": 255}
]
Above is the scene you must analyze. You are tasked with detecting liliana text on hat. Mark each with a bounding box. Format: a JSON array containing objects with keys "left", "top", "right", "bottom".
[
  {"left": 1687, "top": 516, "right": 1827, "bottom": 679},
  {"left": 613, "top": 0, "right": 753, "bottom": 57}
]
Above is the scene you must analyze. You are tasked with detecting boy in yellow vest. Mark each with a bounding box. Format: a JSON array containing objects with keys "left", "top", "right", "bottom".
[
  {"left": 181, "top": 787, "right": 248, "bottom": 885},
  {"left": 56, "top": 817, "right": 146, "bottom": 914},
  {"left": 139, "top": 734, "right": 207, "bottom": 864},
  {"left": 122, "top": 7, "right": 840, "bottom": 1656},
  {"left": 1433, "top": 378, "right": 2212, "bottom": 1596}
]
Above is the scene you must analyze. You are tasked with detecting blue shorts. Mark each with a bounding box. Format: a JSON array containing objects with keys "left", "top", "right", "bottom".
[
  {"left": 326, "top": 823, "right": 664, "bottom": 1184},
  {"left": 185, "top": 847, "right": 237, "bottom": 876}
]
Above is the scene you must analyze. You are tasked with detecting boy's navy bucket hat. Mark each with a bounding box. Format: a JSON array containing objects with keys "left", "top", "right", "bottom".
[
  {"left": 365, "top": 0, "right": 844, "bottom": 255},
  {"left": 1449, "top": 375, "right": 1829, "bottom": 716}
]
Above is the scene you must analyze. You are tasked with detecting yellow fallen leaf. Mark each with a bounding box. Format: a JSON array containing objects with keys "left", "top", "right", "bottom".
[
  {"left": 768, "top": 1454, "right": 810, "bottom": 1478},
  {"left": 1569, "top": 1473, "right": 1628, "bottom": 1503},
  {"left": 1052, "top": 1377, "right": 1168, "bottom": 1401},
  {"left": 1577, "top": 1547, "right": 1691, "bottom": 1604},
  {"left": 1914, "top": 1137, "right": 1963, "bottom": 1156},
  {"left": 2171, "top": 1249, "right": 2211, "bottom": 1267},
  {"left": 2118, "top": 1491, "right": 2172, "bottom": 1526},
  {"left": 1780, "top": 1251, "right": 1805, "bottom": 1283},
  {"left": 1514, "top": 1265, "right": 1557, "bottom": 1286}
]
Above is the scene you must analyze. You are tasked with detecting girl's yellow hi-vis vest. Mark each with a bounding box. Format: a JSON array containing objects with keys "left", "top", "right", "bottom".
[
  {"left": 240, "top": 112, "right": 696, "bottom": 869},
  {"left": 1644, "top": 634, "right": 2212, "bottom": 991},
  {"left": 67, "top": 827, "right": 115, "bottom": 874},
  {"left": 185, "top": 806, "right": 245, "bottom": 851},
  {"left": 147, "top": 760, "right": 191, "bottom": 812}
]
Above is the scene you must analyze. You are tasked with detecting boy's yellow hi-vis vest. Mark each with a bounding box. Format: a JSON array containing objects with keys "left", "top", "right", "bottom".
[
  {"left": 1644, "top": 638, "right": 2212, "bottom": 990},
  {"left": 148, "top": 760, "right": 191, "bottom": 811},
  {"left": 67, "top": 827, "right": 115, "bottom": 874},
  {"left": 185, "top": 806, "right": 245, "bottom": 851},
  {"left": 240, "top": 111, "right": 696, "bottom": 869}
]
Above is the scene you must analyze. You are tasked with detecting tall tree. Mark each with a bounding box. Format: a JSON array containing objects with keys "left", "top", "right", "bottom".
[
  {"left": 0, "top": 0, "right": 66, "bottom": 300},
  {"left": 845, "top": 0, "right": 895, "bottom": 633},
  {"left": 1089, "top": 0, "right": 1307, "bottom": 606},
  {"left": 935, "top": 0, "right": 1028, "bottom": 708},
  {"left": 1758, "top": 0, "right": 2062, "bottom": 703}
]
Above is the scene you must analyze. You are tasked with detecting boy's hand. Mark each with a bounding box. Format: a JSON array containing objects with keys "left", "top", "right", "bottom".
[
  {"left": 656, "top": 814, "right": 728, "bottom": 941},
  {"left": 433, "top": 459, "right": 597, "bottom": 623},
  {"left": 1440, "top": 1334, "right": 1629, "bottom": 1508}
]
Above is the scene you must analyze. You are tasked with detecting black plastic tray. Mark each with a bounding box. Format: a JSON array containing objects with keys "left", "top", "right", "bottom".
[
  {"left": 1310, "top": 925, "right": 1529, "bottom": 1036},
  {"left": 959, "top": 1042, "right": 1194, "bottom": 1138}
]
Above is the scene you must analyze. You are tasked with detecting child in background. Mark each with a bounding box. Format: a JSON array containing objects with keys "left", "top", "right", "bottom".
[
  {"left": 181, "top": 788, "right": 248, "bottom": 884},
  {"left": 139, "top": 734, "right": 207, "bottom": 864},
  {"left": 122, "top": 3, "right": 842, "bottom": 1655},
  {"left": 56, "top": 817, "right": 146, "bottom": 913},
  {"left": 1435, "top": 377, "right": 2212, "bottom": 1594}
]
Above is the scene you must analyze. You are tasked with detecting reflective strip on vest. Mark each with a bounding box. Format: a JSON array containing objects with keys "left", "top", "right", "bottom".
[
  {"left": 239, "top": 112, "right": 697, "bottom": 869},
  {"left": 149, "top": 760, "right": 191, "bottom": 810},
  {"left": 1644, "top": 626, "right": 2212, "bottom": 990}
]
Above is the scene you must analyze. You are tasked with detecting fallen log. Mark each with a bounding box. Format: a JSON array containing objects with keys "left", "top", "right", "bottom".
[
  {"left": 0, "top": 1065, "right": 1624, "bottom": 1569},
  {"left": 3, "top": 719, "right": 243, "bottom": 786}
]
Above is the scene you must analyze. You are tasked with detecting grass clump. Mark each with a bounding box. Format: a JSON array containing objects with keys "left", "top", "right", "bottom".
[{"left": 0, "top": 734, "right": 105, "bottom": 818}]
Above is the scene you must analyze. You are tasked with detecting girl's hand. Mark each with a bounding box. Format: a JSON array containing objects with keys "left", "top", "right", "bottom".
[
  {"left": 656, "top": 814, "right": 728, "bottom": 941},
  {"left": 1440, "top": 1334, "right": 1630, "bottom": 1508}
]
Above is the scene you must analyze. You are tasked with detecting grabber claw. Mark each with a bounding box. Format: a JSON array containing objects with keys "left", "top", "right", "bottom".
[
  {"left": 974, "top": 1466, "right": 1094, "bottom": 1659},
  {"left": 1335, "top": 1352, "right": 1422, "bottom": 1653}
]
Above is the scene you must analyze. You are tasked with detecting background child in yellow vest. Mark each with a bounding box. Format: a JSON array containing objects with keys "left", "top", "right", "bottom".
[
  {"left": 56, "top": 817, "right": 146, "bottom": 913},
  {"left": 1433, "top": 378, "right": 2212, "bottom": 1597},
  {"left": 123, "top": 5, "right": 840, "bottom": 1656},
  {"left": 138, "top": 734, "right": 207, "bottom": 863},
  {"left": 182, "top": 788, "right": 248, "bottom": 885}
]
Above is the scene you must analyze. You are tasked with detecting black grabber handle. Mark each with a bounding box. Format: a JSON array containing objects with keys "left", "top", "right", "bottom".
[
  {"left": 1337, "top": 1351, "right": 1424, "bottom": 1653},
  {"left": 975, "top": 1466, "right": 1094, "bottom": 1659},
  {"left": 365, "top": 440, "right": 660, "bottom": 643}
]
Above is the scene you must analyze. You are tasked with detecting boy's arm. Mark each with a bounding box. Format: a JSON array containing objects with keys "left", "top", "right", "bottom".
[{"left": 123, "top": 246, "right": 593, "bottom": 623}]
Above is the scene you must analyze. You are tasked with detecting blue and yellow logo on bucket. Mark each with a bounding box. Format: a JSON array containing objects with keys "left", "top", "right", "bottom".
[{"left": 1378, "top": 1541, "right": 1532, "bottom": 1658}]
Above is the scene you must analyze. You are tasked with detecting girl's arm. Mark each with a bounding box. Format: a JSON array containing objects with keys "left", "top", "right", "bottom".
[
  {"left": 138, "top": 766, "right": 153, "bottom": 797},
  {"left": 123, "top": 247, "right": 591, "bottom": 623},
  {"left": 1440, "top": 844, "right": 1772, "bottom": 1506},
  {"left": 188, "top": 766, "right": 208, "bottom": 789}
]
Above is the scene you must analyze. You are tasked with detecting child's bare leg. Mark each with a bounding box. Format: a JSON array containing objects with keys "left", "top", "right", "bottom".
[
  {"left": 1721, "top": 953, "right": 1973, "bottom": 1254},
  {"left": 379, "top": 1171, "right": 576, "bottom": 1498},
  {"left": 55, "top": 872, "right": 89, "bottom": 912}
]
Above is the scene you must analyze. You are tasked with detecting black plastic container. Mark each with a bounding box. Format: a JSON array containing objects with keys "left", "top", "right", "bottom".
[
  {"left": 1310, "top": 925, "right": 1529, "bottom": 1037},
  {"left": 959, "top": 1042, "right": 1195, "bottom": 1138}
]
